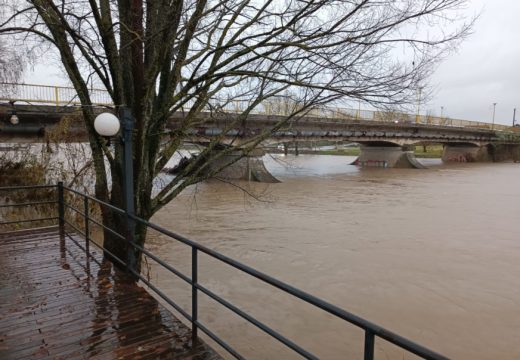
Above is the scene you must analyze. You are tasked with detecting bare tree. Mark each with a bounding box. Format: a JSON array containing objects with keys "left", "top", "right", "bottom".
[
  {"left": 0, "top": 0, "right": 473, "bottom": 269},
  {"left": 0, "top": 40, "right": 24, "bottom": 95},
  {"left": 0, "top": 2, "right": 24, "bottom": 93}
]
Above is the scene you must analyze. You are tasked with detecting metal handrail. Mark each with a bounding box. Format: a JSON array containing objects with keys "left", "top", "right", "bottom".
[
  {"left": 0, "top": 185, "right": 59, "bottom": 227},
  {"left": 0, "top": 183, "right": 450, "bottom": 360},
  {"left": 129, "top": 213, "right": 448, "bottom": 360},
  {"left": 0, "top": 82, "right": 510, "bottom": 131}
]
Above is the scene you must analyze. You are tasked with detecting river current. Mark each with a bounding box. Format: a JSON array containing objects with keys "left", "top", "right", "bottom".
[{"left": 146, "top": 155, "right": 520, "bottom": 359}]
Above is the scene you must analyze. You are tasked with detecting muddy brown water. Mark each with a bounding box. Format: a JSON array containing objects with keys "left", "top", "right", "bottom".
[{"left": 145, "top": 155, "right": 520, "bottom": 359}]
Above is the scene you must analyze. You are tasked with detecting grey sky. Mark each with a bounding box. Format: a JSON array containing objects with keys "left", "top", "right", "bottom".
[
  {"left": 429, "top": 0, "right": 519, "bottom": 124},
  {"left": 23, "top": 0, "right": 518, "bottom": 125}
]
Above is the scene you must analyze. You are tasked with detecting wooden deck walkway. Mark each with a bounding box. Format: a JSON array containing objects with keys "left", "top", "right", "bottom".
[{"left": 0, "top": 226, "right": 221, "bottom": 360}]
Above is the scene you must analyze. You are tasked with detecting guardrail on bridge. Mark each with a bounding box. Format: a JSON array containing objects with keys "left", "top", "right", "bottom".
[{"left": 0, "top": 82, "right": 510, "bottom": 131}]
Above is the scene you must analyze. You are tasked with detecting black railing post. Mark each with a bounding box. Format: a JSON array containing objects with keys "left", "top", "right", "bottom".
[
  {"left": 364, "top": 330, "right": 375, "bottom": 360},
  {"left": 57, "top": 182, "right": 65, "bottom": 232},
  {"left": 83, "top": 196, "right": 90, "bottom": 256},
  {"left": 192, "top": 247, "right": 198, "bottom": 344}
]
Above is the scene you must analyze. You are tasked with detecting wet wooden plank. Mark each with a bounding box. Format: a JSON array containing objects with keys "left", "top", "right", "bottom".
[{"left": 0, "top": 226, "right": 221, "bottom": 360}]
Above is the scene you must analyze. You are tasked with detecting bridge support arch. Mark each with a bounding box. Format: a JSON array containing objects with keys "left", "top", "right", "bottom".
[
  {"left": 442, "top": 143, "right": 520, "bottom": 163},
  {"left": 207, "top": 149, "right": 280, "bottom": 183},
  {"left": 354, "top": 143, "right": 425, "bottom": 169},
  {"left": 489, "top": 144, "right": 520, "bottom": 162},
  {"left": 441, "top": 144, "right": 492, "bottom": 163}
]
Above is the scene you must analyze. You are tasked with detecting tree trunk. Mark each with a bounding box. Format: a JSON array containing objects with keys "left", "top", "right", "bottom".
[
  {"left": 101, "top": 148, "right": 150, "bottom": 276},
  {"left": 101, "top": 206, "right": 127, "bottom": 268},
  {"left": 102, "top": 208, "right": 149, "bottom": 274}
]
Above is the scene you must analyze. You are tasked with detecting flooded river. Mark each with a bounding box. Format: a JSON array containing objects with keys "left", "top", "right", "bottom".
[{"left": 145, "top": 155, "right": 520, "bottom": 359}]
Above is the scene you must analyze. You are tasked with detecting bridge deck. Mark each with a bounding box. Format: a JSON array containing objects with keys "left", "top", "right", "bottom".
[{"left": 0, "top": 226, "right": 219, "bottom": 360}]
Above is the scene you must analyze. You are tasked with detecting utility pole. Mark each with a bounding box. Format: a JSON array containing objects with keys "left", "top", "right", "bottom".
[
  {"left": 492, "top": 102, "right": 497, "bottom": 130},
  {"left": 513, "top": 108, "right": 516, "bottom": 126},
  {"left": 440, "top": 106, "right": 444, "bottom": 119}
]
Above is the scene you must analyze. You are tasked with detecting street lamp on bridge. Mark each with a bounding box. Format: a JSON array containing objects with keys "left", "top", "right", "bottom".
[{"left": 9, "top": 113, "right": 19, "bottom": 125}]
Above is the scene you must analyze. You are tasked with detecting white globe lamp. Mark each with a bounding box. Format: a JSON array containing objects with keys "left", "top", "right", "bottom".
[
  {"left": 94, "top": 112, "right": 120, "bottom": 137},
  {"left": 9, "top": 113, "right": 19, "bottom": 125}
]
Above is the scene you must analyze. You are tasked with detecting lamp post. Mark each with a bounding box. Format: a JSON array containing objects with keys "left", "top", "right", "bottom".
[
  {"left": 94, "top": 108, "right": 136, "bottom": 272},
  {"left": 492, "top": 102, "right": 497, "bottom": 130},
  {"left": 513, "top": 108, "right": 516, "bottom": 127}
]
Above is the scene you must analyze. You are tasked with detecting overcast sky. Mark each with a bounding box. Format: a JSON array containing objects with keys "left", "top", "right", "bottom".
[
  {"left": 429, "top": 0, "right": 519, "bottom": 125},
  {"left": 24, "top": 0, "right": 519, "bottom": 125}
]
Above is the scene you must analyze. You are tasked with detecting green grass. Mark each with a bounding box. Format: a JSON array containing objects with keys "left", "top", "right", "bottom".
[
  {"left": 413, "top": 145, "right": 443, "bottom": 158},
  {"left": 314, "top": 148, "right": 361, "bottom": 156}
]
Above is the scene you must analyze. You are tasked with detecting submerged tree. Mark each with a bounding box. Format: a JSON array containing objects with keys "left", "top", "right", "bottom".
[{"left": 0, "top": 0, "right": 473, "bottom": 269}]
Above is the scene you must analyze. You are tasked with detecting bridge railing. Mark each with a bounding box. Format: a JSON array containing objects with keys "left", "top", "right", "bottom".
[
  {"left": 0, "top": 82, "right": 510, "bottom": 131},
  {"left": 0, "top": 183, "right": 450, "bottom": 360},
  {"left": 0, "top": 82, "right": 113, "bottom": 106}
]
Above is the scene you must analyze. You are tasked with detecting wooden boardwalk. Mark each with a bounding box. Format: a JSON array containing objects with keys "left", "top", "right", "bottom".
[{"left": 0, "top": 226, "right": 221, "bottom": 360}]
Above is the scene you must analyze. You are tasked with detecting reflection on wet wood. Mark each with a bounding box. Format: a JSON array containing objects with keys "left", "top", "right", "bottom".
[{"left": 0, "top": 226, "right": 221, "bottom": 359}]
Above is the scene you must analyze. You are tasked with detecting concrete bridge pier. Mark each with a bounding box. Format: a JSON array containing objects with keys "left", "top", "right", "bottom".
[
  {"left": 208, "top": 149, "right": 280, "bottom": 183},
  {"left": 442, "top": 144, "right": 492, "bottom": 163},
  {"left": 354, "top": 144, "right": 425, "bottom": 169},
  {"left": 490, "top": 144, "right": 520, "bottom": 162}
]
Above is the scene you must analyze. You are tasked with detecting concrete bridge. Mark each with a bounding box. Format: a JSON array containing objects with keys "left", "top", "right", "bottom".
[{"left": 1, "top": 83, "right": 519, "bottom": 181}]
